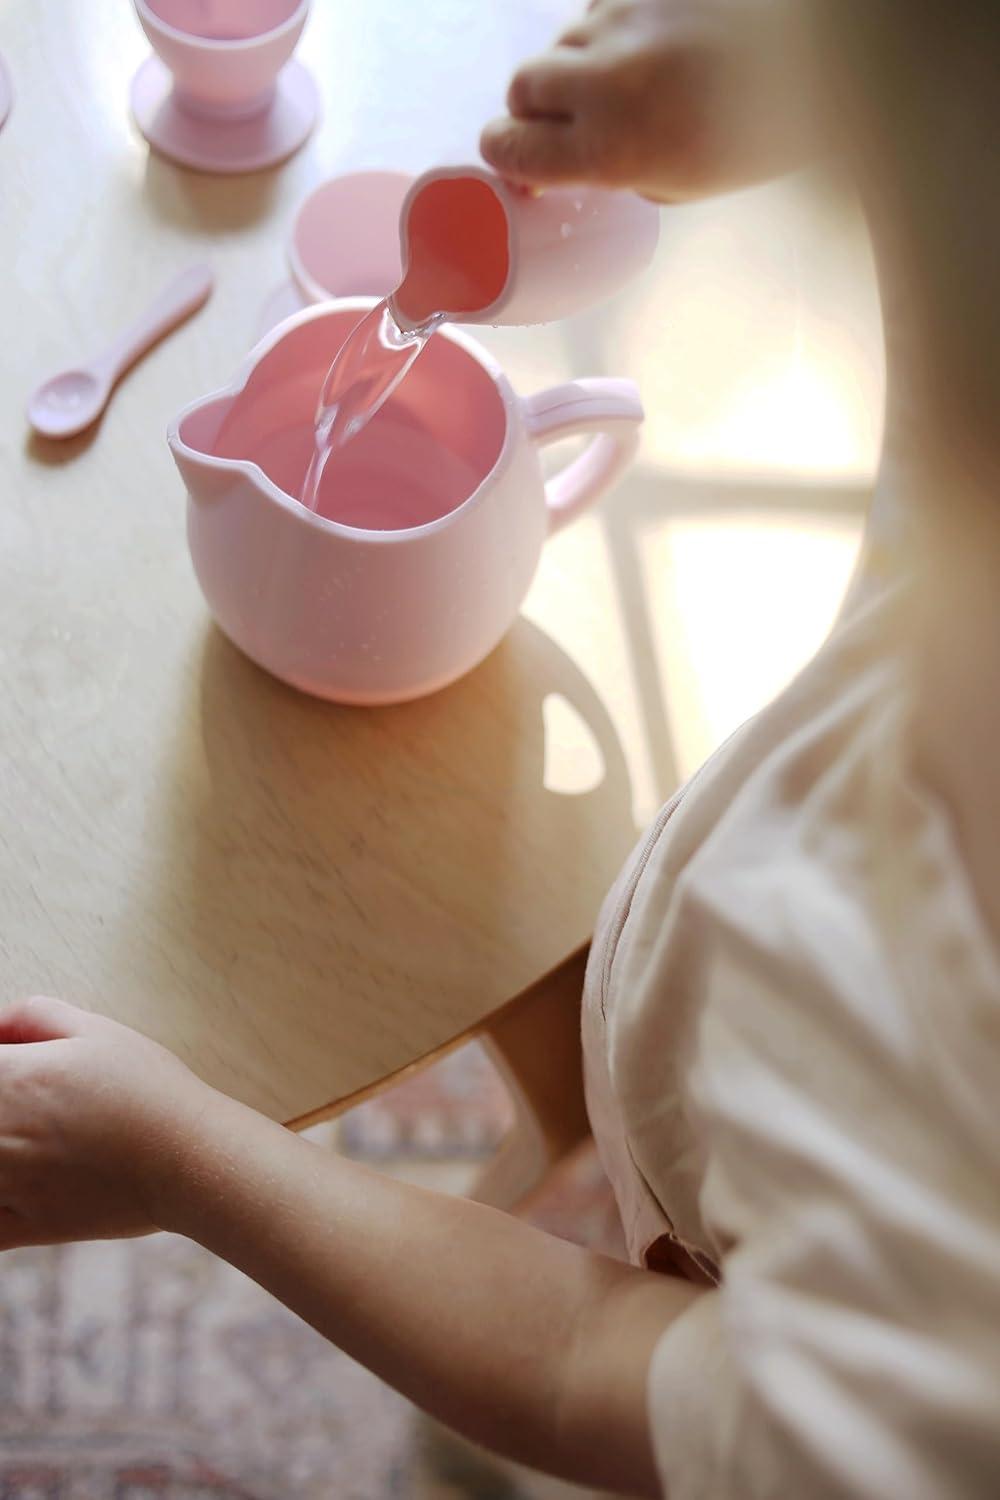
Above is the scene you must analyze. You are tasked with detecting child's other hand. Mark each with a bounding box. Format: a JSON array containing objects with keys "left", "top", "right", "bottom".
[
  {"left": 481, "top": 0, "right": 812, "bottom": 202},
  {"left": 0, "top": 995, "right": 211, "bottom": 1248}
]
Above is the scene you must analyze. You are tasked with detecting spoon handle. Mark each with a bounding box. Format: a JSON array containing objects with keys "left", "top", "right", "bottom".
[{"left": 96, "top": 262, "right": 215, "bottom": 385}]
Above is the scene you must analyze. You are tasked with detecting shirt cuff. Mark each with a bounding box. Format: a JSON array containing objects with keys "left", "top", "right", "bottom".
[{"left": 647, "top": 1290, "right": 730, "bottom": 1499}]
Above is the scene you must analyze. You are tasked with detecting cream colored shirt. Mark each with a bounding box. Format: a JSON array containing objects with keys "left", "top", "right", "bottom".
[{"left": 584, "top": 505, "right": 1000, "bottom": 1496}]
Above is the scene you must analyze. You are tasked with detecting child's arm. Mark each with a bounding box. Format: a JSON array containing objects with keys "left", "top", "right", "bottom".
[
  {"left": 0, "top": 996, "right": 702, "bottom": 1498},
  {"left": 480, "top": 0, "right": 816, "bottom": 202}
]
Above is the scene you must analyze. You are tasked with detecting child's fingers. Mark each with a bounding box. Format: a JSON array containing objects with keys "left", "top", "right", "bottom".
[
  {"left": 0, "top": 1208, "right": 30, "bottom": 1253},
  {"left": 480, "top": 116, "right": 592, "bottom": 185},
  {"left": 0, "top": 995, "right": 93, "bottom": 1044},
  {"left": 506, "top": 51, "right": 589, "bottom": 119}
]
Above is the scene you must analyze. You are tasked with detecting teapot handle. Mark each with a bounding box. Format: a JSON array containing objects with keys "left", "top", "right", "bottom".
[{"left": 523, "top": 379, "right": 643, "bottom": 536}]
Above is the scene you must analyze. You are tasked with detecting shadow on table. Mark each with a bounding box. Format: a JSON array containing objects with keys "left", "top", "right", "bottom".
[
  {"left": 138, "top": 615, "right": 637, "bottom": 1115},
  {"left": 142, "top": 152, "right": 287, "bottom": 234},
  {"left": 24, "top": 427, "right": 103, "bottom": 465}
]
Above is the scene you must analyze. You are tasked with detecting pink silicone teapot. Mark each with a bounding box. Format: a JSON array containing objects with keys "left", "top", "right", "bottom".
[{"left": 169, "top": 299, "right": 643, "bottom": 704}]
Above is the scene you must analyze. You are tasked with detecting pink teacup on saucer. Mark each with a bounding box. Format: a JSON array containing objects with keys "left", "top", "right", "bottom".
[{"left": 130, "top": 0, "right": 319, "bottom": 174}]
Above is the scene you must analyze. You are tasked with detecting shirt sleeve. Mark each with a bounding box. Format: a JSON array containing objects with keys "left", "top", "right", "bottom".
[{"left": 645, "top": 949, "right": 1000, "bottom": 1500}]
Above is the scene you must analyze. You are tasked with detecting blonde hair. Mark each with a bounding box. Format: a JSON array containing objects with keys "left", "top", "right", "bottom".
[{"left": 812, "top": 1, "right": 999, "bottom": 458}]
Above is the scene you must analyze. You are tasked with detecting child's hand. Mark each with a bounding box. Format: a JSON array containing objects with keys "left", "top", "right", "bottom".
[
  {"left": 481, "top": 0, "right": 812, "bottom": 202},
  {"left": 0, "top": 995, "right": 212, "bottom": 1248}
]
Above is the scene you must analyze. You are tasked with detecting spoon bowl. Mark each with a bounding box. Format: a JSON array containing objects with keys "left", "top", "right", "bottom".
[{"left": 28, "top": 370, "right": 109, "bottom": 439}]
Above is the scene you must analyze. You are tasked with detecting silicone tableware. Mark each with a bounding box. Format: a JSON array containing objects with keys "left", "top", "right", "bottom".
[
  {"left": 130, "top": 0, "right": 318, "bottom": 174},
  {"left": 169, "top": 298, "right": 643, "bottom": 705},
  {"left": 392, "top": 165, "right": 661, "bottom": 330},
  {"left": 28, "top": 263, "right": 214, "bottom": 439}
]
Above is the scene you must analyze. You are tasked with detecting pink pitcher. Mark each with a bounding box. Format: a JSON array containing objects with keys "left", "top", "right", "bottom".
[
  {"left": 169, "top": 300, "right": 642, "bottom": 704},
  {"left": 392, "top": 165, "right": 661, "bottom": 328}
]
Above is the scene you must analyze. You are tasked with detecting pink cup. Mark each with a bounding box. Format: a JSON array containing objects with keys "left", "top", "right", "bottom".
[
  {"left": 131, "top": 0, "right": 318, "bottom": 173},
  {"left": 169, "top": 299, "right": 643, "bottom": 704}
]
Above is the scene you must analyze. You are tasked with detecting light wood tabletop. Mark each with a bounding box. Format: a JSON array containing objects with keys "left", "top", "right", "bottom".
[{"left": 0, "top": 0, "right": 881, "bottom": 1131}]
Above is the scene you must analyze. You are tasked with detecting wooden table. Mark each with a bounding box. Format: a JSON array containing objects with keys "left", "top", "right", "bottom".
[{"left": 0, "top": 0, "right": 880, "bottom": 1180}]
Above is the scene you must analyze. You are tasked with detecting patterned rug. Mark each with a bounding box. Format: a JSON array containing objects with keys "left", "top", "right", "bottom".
[{"left": 0, "top": 1043, "right": 625, "bottom": 1500}]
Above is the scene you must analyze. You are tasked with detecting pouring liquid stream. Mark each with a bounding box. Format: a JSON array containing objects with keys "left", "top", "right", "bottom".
[
  {"left": 299, "top": 174, "right": 511, "bottom": 518},
  {"left": 300, "top": 300, "right": 443, "bottom": 515}
]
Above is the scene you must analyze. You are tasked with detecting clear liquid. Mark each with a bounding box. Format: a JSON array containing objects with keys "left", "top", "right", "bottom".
[{"left": 300, "top": 299, "right": 442, "bottom": 515}]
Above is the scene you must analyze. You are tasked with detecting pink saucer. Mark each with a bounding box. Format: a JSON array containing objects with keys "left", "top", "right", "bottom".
[
  {"left": 0, "top": 52, "right": 12, "bottom": 132},
  {"left": 130, "top": 54, "right": 319, "bottom": 174}
]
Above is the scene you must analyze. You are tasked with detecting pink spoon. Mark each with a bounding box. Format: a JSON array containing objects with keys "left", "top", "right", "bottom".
[{"left": 27, "top": 263, "right": 214, "bottom": 439}]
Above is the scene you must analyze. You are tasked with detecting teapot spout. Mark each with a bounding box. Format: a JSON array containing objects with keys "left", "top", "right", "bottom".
[{"left": 168, "top": 394, "right": 240, "bottom": 501}]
